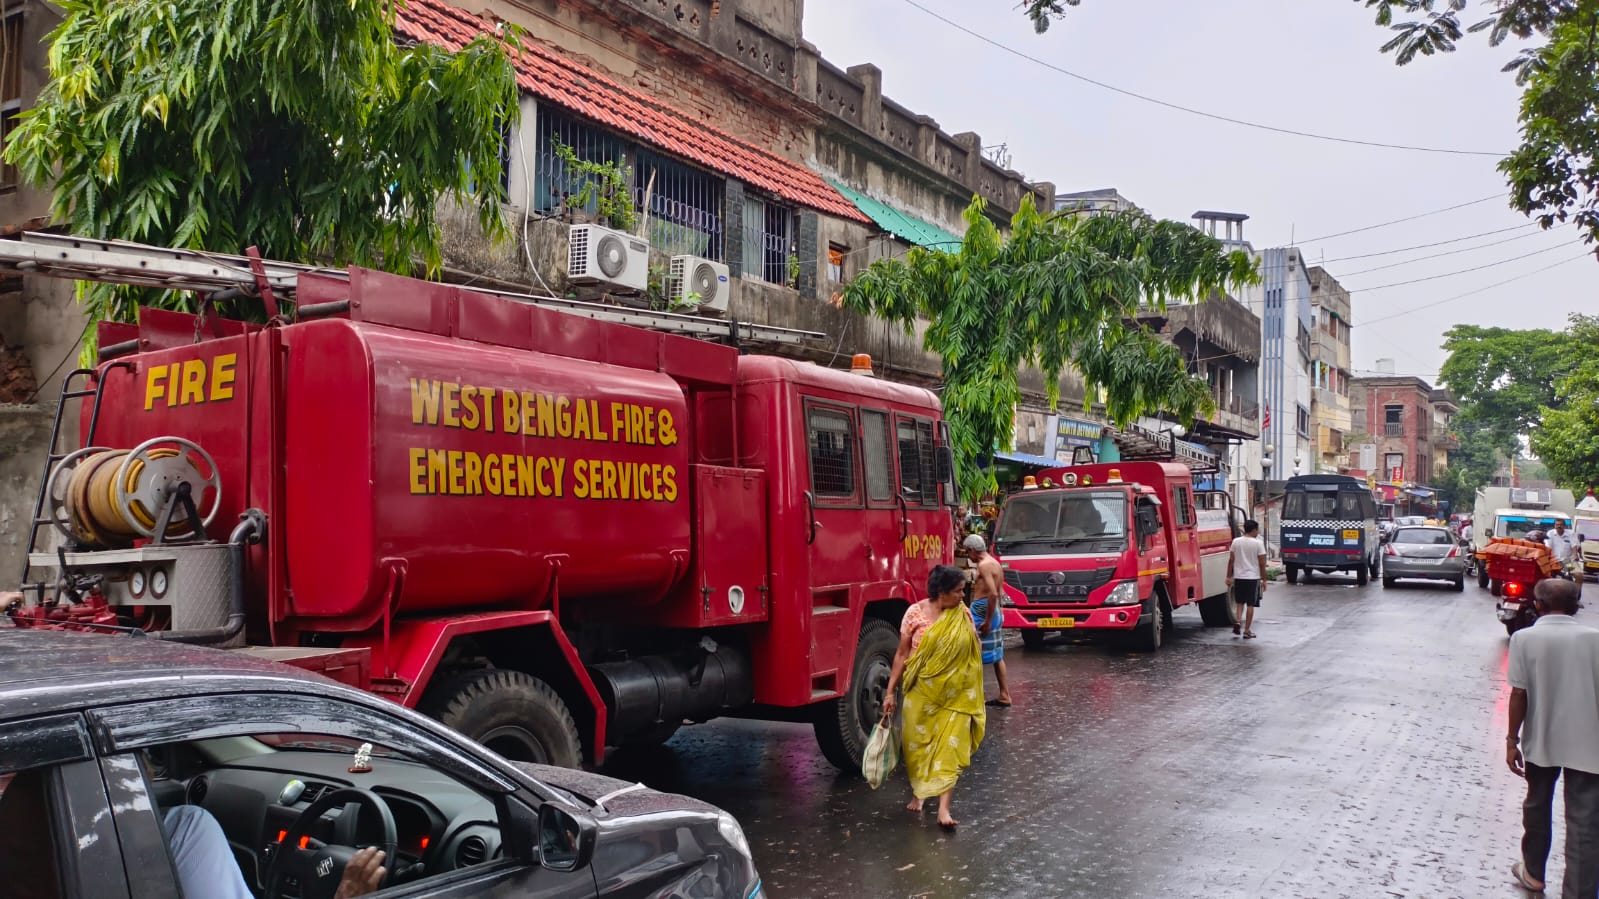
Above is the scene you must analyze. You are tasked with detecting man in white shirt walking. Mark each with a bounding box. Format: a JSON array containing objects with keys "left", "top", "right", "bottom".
[
  {"left": 1506, "top": 577, "right": 1599, "bottom": 896},
  {"left": 1226, "top": 519, "right": 1268, "bottom": 639}
]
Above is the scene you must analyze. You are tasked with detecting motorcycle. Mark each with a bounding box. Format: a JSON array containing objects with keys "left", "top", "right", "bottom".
[{"left": 1485, "top": 534, "right": 1556, "bottom": 636}]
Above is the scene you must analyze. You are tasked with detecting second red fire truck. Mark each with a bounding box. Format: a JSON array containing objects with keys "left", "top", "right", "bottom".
[{"left": 993, "top": 462, "right": 1241, "bottom": 650}]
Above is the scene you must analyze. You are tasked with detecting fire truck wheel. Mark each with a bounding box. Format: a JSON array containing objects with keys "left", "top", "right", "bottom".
[
  {"left": 1021, "top": 629, "right": 1049, "bottom": 650},
  {"left": 814, "top": 618, "right": 899, "bottom": 771},
  {"left": 1286, "top": 564, "right": 1300, "bottom": 585},
  {"left": 1197, "top": 591, "right": 1237, "bottom": 627},
  {"left": 1127, "top": 595, "right": 1166, "bottom": 652},
  {"left": 421, "top": 670, "right": 581, "bottom": 768}
]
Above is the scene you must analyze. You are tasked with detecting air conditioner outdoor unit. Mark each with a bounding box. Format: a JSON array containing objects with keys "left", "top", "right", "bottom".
[
  {"left": 667, "top": 255, "right": 732, "bottom": 316},
  {"left": 568, "top": 224, "right": 648, "bottom": 292}
]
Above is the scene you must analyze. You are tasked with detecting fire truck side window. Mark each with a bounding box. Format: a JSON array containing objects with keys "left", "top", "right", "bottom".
[
  {"left": 807, "top": 406, "right": 857, "bottom": 498},
  {"left": 896, "top": 417, "right": 937, "bottom": 507},
  {"left": 860, "top": 409, "right": 894, "bottom": 503},
  {"left": 1173, "top": 486, "right": 1194, "bottom": 526}
]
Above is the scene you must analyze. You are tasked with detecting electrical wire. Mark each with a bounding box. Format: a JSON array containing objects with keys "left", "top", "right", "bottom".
[
  {"left": 1332, "top": 228, "right": 1549, "bottom": 278},
  {"left": 896, "top": 0, "right": 1508, "bottom": 157},
  {"left": 1290, "top": 194, "right": 1509, "bottom": 244},
  {"left": 1310, "top": 223, "right": 1538, "bottom": 265},
  {"left": 22, "top": 319, "right": 93, "bottom": 405},
  {"left": 1350, "top": 251, "right": 1591, "bottom": 328},
  {"left": 1339, "top": 240, "right": 1582, "bottom": 292}
]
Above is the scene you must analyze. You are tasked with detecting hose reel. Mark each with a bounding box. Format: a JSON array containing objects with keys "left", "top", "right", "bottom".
[{"left": 47, "top": 436, "right": 222, "bottom": 548}]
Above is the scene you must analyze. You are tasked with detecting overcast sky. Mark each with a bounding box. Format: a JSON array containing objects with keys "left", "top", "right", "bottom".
[{"left": 802, "top": 0, "right": 1592, "bottom": 385}]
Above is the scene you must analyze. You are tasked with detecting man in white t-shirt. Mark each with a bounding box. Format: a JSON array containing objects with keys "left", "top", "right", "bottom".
[
  {"left": 1226, "top": 519, "right": 1268, "bottom": 639},
  {"left": 1547, "top": 520, "right": 1578, "bottom": 574},
  {"left": 1506, "top": 577, "right": 1599, "bottom": 896}
]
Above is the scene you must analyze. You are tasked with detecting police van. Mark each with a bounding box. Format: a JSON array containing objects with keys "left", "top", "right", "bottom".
[{"left": 1280, "top": 474, "right": 1381, "bottom": 585}]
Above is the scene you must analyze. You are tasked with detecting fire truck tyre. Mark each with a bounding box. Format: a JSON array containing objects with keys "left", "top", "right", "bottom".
[
  {"left": 1021, "top": 629, "right": 1049, "bottom": 650},
  {"left": 814, "top": 618, "right": 899, "bottom": 772},
  {"left": 421, "top": 670, "right": 581, "bottom": 768},
  {"left": 1197, "top": 591, "right": 1237, "bottom": 627},
  {"left": 1286, "top": 564, "right": 1299, "bottom": 585},
  {"left": 1128, "top": 596, "right": 1165, "bottom": 652}
]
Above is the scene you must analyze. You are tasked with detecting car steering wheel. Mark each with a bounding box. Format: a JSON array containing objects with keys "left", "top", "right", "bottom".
[{"left": 264, "top": 787, "right": 397, "bottom": 899}]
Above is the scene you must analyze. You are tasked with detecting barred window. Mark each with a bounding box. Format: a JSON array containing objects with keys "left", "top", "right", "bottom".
[
  {"left": 635, "top": 149, "right": 723, "bottom": 259},
  {"left": 742, "top": 195, "right": 795, "bottom": 285},
  {"left": 534, "top": 110, "right": 630, "bottom": 217},
  {"left": 808, "top": 407, "right": 856, "bottom": 498},
  {"left": 896, "top": 417, "right": 937, "bottom": 507},
  {"left": 861, "top": 409, "right": 893, "bottom": 502}
]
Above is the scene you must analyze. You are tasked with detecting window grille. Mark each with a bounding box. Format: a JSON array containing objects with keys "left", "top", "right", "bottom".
[
  {"left": 861, "top": 409, "right": 893, "bottom": 502},
  {"left": 895, "top": 418, "right": 937, "bottom": 507},
  {"left": 742, "top": 195, "right": 794, "bottom": 285},
  {"left": 533, "top": 109, "right": 631, "bottom": 217},
  {"left": 634, "top": 149, "right": 722, "bottom": 259},
  {"left": 808, "top": 408, "right": 856, "bottom": 498}
]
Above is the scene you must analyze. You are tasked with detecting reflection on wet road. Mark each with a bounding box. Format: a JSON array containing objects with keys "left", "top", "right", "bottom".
[{"left": 601, "top": 578, "right": 1573, "bottom": 898}]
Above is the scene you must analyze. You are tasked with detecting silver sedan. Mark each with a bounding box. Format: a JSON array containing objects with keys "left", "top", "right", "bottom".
[{"left": 1382, "top": 526, "right": 1468, "bottom": 591}]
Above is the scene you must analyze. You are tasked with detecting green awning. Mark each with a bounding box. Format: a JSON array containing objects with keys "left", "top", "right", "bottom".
[{"left": 827, "top": 180, "right": 962, "bottom": 250}]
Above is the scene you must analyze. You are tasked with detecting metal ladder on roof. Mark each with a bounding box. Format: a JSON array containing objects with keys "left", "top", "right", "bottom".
[
  {"left": 17, "top": 364, "right": 126, "bottom": 598},
  {"left": 0, "top": 231, "right": 825, "bottom": 345}
]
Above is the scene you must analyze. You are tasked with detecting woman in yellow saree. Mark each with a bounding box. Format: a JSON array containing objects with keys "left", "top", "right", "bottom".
[{"left": 881, "top": 565, "right": 987, "bottom": 828}]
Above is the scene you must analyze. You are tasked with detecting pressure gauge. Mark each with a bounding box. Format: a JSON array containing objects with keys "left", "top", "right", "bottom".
[
  {"left": 129, "top": 568, "right": 147, "bottom": 598},
  {"left": 150, "top": 568, "right": 170, "bottom": 599}
]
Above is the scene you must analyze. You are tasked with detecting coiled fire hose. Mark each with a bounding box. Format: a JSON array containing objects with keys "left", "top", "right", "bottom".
[{"left": 46, "top": 437, "right": 222, "bottom": 548}]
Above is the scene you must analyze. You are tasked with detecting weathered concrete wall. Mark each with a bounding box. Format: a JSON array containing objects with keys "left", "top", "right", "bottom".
[
  {"left": 477, "top": 0, "right": 814, "bottom": 160},
  {"left": 0, "top": 277, "right": 84, "bottom": 585}
]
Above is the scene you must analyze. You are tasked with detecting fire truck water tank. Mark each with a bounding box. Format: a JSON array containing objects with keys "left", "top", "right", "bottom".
[{"left": 282, "top": 320, "right": 694, "bottom": 624}]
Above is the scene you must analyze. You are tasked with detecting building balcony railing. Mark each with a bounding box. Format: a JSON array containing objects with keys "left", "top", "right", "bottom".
[
  {"left": 1383, "top": 423, "right": 1405, "bottom": 437},
  {"left": 1437, "top": 433, "right": 1461, "bottom": 450}
]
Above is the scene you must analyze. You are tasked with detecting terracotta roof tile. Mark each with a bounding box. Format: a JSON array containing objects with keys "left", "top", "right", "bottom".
[{"left": 395, "top": 0, "right": 869, "bottom": 224}]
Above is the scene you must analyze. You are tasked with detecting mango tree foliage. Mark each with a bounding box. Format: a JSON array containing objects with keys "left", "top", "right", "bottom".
[
  {"left": 839, "top": 196, "right": 1257, "bottom": 499},
  {"left": 1529, "top": 316, "right": 1599, "bottom": 489},
  {"left": 5, "top": 0, "right": 521, "bottom": 327},
  {"left": 1439, "top": 322, "right": 1578, "bottom": 445}
]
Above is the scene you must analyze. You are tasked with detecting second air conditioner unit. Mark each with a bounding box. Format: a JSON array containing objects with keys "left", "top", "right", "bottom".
[
  {"left": 667, "top": 255, "right": 732, "bottom": 316},
  {"left": 568, "top": 224, "right": 648, "bottom": 293}
]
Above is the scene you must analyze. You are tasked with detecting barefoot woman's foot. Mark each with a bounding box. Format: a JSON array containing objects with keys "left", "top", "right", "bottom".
[
  {"left": 907, "top": 798, "right": 924, "bottom": 813},
  {"left": 937, "top": 815, "right": 958, "bottom": 829}
]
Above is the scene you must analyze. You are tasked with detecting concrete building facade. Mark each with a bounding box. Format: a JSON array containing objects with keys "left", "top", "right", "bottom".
[
  {"left": 1307, "top": 266, "right": 1353, "bottom": 474},
  {"left": 1258, "top": 246, "right": 1314, "bottom": 482}
]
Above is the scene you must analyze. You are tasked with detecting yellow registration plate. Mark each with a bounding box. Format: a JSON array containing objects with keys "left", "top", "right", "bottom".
[
  {"left": 1343, "top": 529, "right": 1360, "bottom": 540},
  {"left": 1036, "top": 617, "right": 1076, "bottom": 629}
]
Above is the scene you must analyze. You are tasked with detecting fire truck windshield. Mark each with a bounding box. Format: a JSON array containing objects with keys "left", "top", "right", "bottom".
[{"left": 994, "top": 490, "right": 1127, "bottom": 554}]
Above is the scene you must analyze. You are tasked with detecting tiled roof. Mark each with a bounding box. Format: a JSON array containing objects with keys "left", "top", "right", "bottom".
[{"left": 395, "top": 0, "right": 869, "bottom": 224}]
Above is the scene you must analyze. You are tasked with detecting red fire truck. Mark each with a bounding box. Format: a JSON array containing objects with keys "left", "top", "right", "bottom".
[
  {"left": 993, "top": 462, "right": 1239, "bottom": 650},
  {"left": 5, "top": 233, "right": 958, "bottom": 770}
]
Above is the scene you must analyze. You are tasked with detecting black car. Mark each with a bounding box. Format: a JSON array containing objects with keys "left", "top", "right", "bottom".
[{"left": 0, "top": 629, "right": 762, "bottom": 899}]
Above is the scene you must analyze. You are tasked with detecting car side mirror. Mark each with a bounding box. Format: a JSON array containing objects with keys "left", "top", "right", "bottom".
[{"left": 538, "top": 803, "right": 597, "bottom": 872}]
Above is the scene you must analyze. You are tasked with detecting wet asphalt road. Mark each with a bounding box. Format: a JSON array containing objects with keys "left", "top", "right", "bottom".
[{"left": 601, "top": 576, "right": 1585, "bottom": 898}]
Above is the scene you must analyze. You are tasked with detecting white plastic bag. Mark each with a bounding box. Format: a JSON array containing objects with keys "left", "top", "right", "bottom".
[{"left": 862, "top": 719, "right": 900, "bottom": 789}]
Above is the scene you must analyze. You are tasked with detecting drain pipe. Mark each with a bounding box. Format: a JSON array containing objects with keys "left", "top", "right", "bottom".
[{"left": 150, "top": 509, "right": 265, "bottom": 645}]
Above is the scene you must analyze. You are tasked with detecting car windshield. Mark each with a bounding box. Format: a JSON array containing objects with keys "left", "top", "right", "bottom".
[
  {"left": 1394, "top": 527, "right": 1451, "bottom": 545},
  {"left": 1498, "top": 516, "right": 1570, "bottom": 540},
  {"left": 1284, "top": 487, "right": 1366, "bottom": 520},
  {"left": 995, "top": 490, "right": 1127, "bottom": 551}
]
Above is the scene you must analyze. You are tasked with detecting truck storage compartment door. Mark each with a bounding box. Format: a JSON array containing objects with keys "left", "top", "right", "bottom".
[{"left": 647, "top": 465, "right": 769, "bottom": 628}]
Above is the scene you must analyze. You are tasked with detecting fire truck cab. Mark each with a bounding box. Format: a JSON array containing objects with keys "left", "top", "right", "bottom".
[{"left": 993, "top": 462, "right": 1239, "bottom": 651}]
